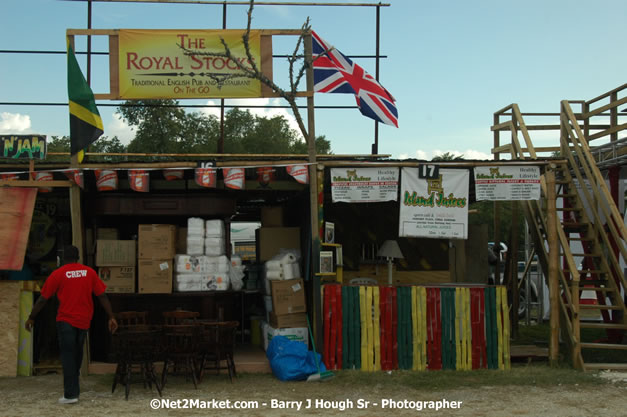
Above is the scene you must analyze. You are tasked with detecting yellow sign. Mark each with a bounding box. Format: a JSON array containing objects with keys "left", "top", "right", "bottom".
[{"left": 118, "top": 29, "right": 262, "bottom": 99}]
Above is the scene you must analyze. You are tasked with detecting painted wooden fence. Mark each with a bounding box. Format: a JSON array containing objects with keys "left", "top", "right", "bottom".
[{"left": 322, "top": 284, "right": 510, "bottom": 371}]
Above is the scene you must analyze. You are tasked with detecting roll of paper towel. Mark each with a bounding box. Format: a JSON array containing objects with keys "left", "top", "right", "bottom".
[
  {"left": 266, "top": 269, "right": 283, "bottom": 280},
  {"left": 282, "top": 263, "right": 297, "bottom": 279},
  {"left": 277, "top": 252, "right": 297, "bottom": 264},
  {"left": 265, "top": 260, "right": 283, "bottom": 271}
]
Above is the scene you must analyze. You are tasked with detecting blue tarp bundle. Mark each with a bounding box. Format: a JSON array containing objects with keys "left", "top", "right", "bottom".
[{"left": 266, "top": 336, "right": 327, "bottom": 381}]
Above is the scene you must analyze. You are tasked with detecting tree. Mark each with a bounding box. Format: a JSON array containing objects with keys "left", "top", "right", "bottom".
[
  {"left": 47, "top": 135, "right": 127, "bottom": 162},
  {"left": 117, "top": 102, "right": 331, "bottom": 155},
  {"left": 178, "top": 0, "right": 316, "bottom": 146},
  {"left": 432, "top": 152, "right": 464, "bottom": 161},
  {"left": 117, "top": 99, "right": 220, "bottom": 154}
]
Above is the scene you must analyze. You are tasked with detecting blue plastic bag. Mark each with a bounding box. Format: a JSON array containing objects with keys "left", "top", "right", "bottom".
[{"left": 266, "top": 336, "right": 327, "bottom": 381}]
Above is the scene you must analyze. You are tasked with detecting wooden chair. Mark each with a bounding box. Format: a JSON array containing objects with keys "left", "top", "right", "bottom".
[
  {"left": 161, "top": 324, "right": 201, "bottom": 389},
  {"left": 116, "top": 311, "right": 149, "bottom": 327},
  {"left": 111, "top": 324, "right": 163, "bottom": 400},
  {"left": 197, "top": 321, "right": 238, "bottom": 383},
  {"left": 162, "top": 310, "right": 200, "bottom": 325}
]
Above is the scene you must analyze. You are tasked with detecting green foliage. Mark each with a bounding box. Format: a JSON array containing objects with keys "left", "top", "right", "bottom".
[
  {"left": 432, "top": 152, "right": 464, "bottom": 161},
  {"left": 469, "top": 200, "right": 526, "bottom": 258},
  {"left": 46, "top": 135, "right": 126, "bottom": 162},
  {"left": 116, "top": 101, "right": 331, "bottom": 155}
]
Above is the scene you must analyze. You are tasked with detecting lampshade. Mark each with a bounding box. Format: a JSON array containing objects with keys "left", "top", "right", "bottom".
[{"left": 378, "top": 240, "right": 404, "bottom": 259}]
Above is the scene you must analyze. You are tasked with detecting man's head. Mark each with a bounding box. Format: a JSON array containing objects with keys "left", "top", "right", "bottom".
[{"left": 62, "top": 245, "right": 80, "bottom": 263}]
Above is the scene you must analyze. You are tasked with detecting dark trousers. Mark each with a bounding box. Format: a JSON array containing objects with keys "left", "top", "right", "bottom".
[{"left": 56, "top": 321, "right": 88, "bottom": 399}]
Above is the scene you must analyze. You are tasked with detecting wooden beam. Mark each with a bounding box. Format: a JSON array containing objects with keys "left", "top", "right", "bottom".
[
  {"left": 587, "top": 123, "right": 627, "bottom": 141},
  {"left": 0, "top": 180, "right": 72, "bottom": 188},
  {"left": 490, "top": 121, "right": 513, "bottom": 131},
  {"left": 545, "top": 166, "right": 559, "bottom": 366}
]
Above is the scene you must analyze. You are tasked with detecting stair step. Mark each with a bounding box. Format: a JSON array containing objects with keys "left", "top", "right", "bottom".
[
  {"left": 565, "top": 269, "right": 604, "bottom": 275},
  {"left": 580, "top": 304, "right": 622, "bottom": 311},
  {"left": 569, "top": 253, "right": 601, "bottom": 258},
  {"left": 580, "top": 322, "right": 627, "bottom": 330},
  {"left": 583, "top": 363, "right": 627, "bottom": 371},
  {"left": 576, "top": 286, "right": 615, "bottom": 292},
  {"left": 567, "top": 237, "right": 595, "bottom": 242},
  {"left": 556, "top": 179, "right": 571, "bottom": 184},
  {"left": 557, "top": 193, "right": 577, "bottom": 198},
  {"left": 580, "top": 342, "right": 627, "bottom": 350},
  {"left": 557, "top": 207, "right": 581, "bottom": 212}
]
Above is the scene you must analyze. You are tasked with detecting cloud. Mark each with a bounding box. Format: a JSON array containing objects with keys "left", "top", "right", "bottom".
[
  {"left": 106, "top": 112, "right": 135, "bottom": 145},
  {"left": 200, "top": 98, "right": 303, "bottom": 138},
  {"left": 0, "top": 112, "right": 31, "bottom": 133}
]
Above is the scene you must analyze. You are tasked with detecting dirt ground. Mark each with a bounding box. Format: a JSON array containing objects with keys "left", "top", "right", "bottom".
[{"left": 0, "top": 371, "right": 625, "bottom": 417}]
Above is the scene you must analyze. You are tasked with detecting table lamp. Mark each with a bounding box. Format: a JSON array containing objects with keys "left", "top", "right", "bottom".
[{"left": 378, "top": 240, "right": 404, "bottom": 286}]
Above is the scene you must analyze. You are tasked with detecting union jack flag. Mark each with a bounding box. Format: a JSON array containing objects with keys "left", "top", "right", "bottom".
[{"left": 312, "top": 31, "right": 398, "bottom": 128}]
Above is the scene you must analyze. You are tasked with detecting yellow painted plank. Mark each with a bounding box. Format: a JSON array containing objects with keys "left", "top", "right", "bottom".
[
  {"left": 411, "top": 286, "right": 420, "bottom": 371},
  {"left": 455, "top": 288, "right": 462, "bottom": 371},
  {"left": 373, "top": 286, "right": 381, "bottom": 371},
  {"left": 500, "top": 286, "right": 511, "bottom": 370},
  {"left": 496, "top": 287, "right": 507, "bottom": 370},
  {"left": 359, "top": 286, "right": 367, "bottom": 371}
]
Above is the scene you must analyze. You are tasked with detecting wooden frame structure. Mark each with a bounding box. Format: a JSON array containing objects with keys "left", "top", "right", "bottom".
[{"left": 491, "top": 84, "right": 627, "bottom": 371}]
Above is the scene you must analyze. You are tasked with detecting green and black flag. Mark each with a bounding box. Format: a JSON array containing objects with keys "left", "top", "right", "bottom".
[{"left": 67, "top": 37, "right": 103, "bottom": 160}]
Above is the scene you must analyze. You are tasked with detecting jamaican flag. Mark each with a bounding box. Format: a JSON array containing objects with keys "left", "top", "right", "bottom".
[{"left": 67, "top": 38, "right": 103, "bottom": 159}]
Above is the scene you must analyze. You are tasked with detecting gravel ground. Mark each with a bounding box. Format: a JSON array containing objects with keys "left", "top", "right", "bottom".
[{"left": 0, "top": 372, "right": 625, "bottom": 417}]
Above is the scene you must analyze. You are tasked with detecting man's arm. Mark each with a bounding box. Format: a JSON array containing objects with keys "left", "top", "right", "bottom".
[
  {"left": 97, "top": 294, "right": 118, "bottom": 334},
  {"left": 25, "top": 295, "right": 49, "bottom": 332}
]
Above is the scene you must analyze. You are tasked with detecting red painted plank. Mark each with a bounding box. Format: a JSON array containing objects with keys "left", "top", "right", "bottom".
[{"left": 0, "top": 187, "right": 37, "bottom": 270}]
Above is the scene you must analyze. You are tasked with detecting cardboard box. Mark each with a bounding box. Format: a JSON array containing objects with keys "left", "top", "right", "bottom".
[
  {"left": 256, "top": 227, "right": 300, "bottom": 262},
  {"left": 99, "top": 266, "right": 135, "bottom": 293},
  {"left": 138, "top": 224, "right": 176, "bottom": 259},
  {"left": 270, "top": 312, "right": 307, "bottom": 328},
  {"left": 270, "top": 278, "right": 306, "bottom": 315},
  {"left": 261, "top": 206, "right": 284, "bottom": 227},
  {"left": 96, "top": 240, "right": 136, "bottom": 266},
  {"left": 138, "top": 259, "right": 173, "bottom": 293},
  {"left": 262, "top": 321, "right": 308, "bottom": 351}
]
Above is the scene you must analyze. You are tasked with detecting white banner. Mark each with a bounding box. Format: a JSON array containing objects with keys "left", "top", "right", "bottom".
[
  {"left": 474, "top": 166, "right": 541, "bottom": 201},
  {"left": 331, "top": 167, "right": 399, "bottom": 203},
  {"left": 399, "top": 168, "right": 469, "bottom": 239}
]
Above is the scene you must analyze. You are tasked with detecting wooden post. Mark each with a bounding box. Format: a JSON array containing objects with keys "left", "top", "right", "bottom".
[
  {"left": 545, "top": 165, "right": 560, "bottom": 366},
  {"left": 304, "top": 32, "right": 322, "bottom": 348},
  {"left": 510, "top": 201, "right": 520, "bottom": 338}
]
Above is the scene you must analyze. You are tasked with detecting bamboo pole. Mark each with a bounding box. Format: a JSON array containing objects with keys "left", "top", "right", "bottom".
[{"left": 545, "top": 165, "right": 560, "bottom": 366}]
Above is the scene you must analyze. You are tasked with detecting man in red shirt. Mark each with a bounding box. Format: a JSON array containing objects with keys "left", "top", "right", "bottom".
[{"left": 25, "top": 245, "right": 118, "bottom": 405}]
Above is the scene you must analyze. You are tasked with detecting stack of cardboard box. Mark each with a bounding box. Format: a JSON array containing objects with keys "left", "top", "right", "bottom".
[
  {"left": 97, "top": 239, "right": 136, "bottom": 293},
  {"left": 261, "top": 277, "right": 309, "bottom": 350},
  {"left": 137, "top": 224, "right": 176, "bottom": 293}
]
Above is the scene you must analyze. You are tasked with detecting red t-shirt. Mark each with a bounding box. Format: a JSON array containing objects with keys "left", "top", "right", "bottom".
[{"left": 41, "top": 263, "right": 107, "bottom": 330}]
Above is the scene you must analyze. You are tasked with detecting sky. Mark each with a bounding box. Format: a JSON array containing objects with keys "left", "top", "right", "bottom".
[{"left": 1, "top": 0, "right": 626, "bottom": 160}]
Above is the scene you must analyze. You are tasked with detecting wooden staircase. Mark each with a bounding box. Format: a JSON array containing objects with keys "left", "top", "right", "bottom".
[{"left": 491, "top": 84, "right": 627, "bottom": 371}]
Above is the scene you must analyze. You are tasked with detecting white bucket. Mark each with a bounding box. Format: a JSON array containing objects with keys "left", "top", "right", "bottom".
[
  {"left": 224, "top": 168, "right": 245, "bottom": 190},
  {"left": 33, "top": 171, "right": 53, "bottom": 193},
  {"left": 287, "top": 165, "right": 309, "bottom": 184},
  {"left": 163, "top": 168, "right": 184, "bottom": 181},
  {"left": 129, "top": 169, "right": 149, "bottom": 192},
  {"left": 63, "top": 169, "right": 84, "bottom": 188},
  {"left": 95, "top": 169, "right": 118, "bottom": 191},
  {"left": 194, "top": 168, "right": 216, "bottom": 188},
  {"left": 256, "top": 167, "right": 274, "bottom": 186}
]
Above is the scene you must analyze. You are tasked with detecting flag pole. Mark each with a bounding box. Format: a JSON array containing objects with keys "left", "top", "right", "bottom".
[{"left": 372, "top": 3, "right": 381, "bottom": 155}]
